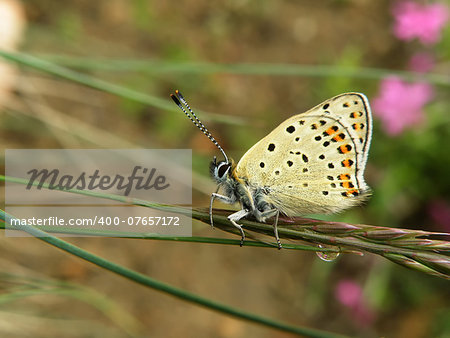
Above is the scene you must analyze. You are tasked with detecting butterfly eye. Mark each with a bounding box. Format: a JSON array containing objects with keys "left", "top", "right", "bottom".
[{"left": 217, "top": 163, "right": 231, "bottom": 178}]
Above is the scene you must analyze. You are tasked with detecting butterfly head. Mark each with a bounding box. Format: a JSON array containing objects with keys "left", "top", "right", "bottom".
[{"left": 210, "top": 156, "right": 235, "bottom": 184}]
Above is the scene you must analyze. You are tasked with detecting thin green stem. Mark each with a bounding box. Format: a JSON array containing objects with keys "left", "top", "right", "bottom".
[
  {"left": 35, "top": 54, "right": 450, "bottom": 87},
  {"left": 0, "top": 209, "right": 345, "bottom": 338},
  {"left": 2, "top": 173, "right": 449, "bottom": 280},
  {"left": 0, "top": 50, "right": 243, "bottom": 125},
  {"left": 0, "top": 174, "right": 340, "bottom": 252},
  {"left": 0, "top": 278, "right": 144, "bottom": 337}
]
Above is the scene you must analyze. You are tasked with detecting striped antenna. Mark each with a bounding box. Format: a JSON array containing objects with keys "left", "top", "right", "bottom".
[{"left": 170, "top": 90, "right": 229, "bottom": 163}]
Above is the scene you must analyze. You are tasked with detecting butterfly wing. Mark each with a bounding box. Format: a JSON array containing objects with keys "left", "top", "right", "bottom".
[{"left": 235, "top": 93, "right": 372, "bottom": 215}]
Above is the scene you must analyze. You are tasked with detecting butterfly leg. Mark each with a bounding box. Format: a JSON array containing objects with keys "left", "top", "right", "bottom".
[
  {"left": 259, "top": 209, "right": 282, "bottom": 249},
  {"left": 210, "top": 192, "right": 236, "bottom": 228},
  {"left": 273, "top": 211, "right": 281, "bottom": 250},
  {"left": 228, "top": 209, "right": 250, "bottom": 247}
]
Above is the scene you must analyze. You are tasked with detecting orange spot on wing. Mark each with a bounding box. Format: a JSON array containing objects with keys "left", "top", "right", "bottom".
[
  {"left": 341, "top": 181, "right": 355, "bottom": 189},
  {"left": 350, "top": 111, "right": 363, "bottom": 118},
  {"left": 346, "top": 189, "right": 359, "bottom": 196},
  {"left": 342, "top": 159, "right": 353, "bottom": 168},
  {"left": 325, "top": 127, "right": 336, "bottom": 135},
  {"left": 333, "top": 134, "right": 344, "bottom": 141},
  {"left": 352, "top": 123, "right": 365, "bottom": 131},
  {"left": 339, "top": 144, "right": 352, "bottom": 153}
]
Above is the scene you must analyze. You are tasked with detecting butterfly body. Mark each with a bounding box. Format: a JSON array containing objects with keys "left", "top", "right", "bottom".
[
  {"left": 210, "top": 158, "right": 277, "bottom": 222},
  {"left": 171, "top": 91, "right": 373, "bottom": 248}
]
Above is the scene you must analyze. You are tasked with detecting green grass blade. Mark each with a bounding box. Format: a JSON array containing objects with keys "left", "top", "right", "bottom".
[
  {"left": 0, "top": 209, "right": 346, "bottom": 338},
  {"left": 0, "top": 175, "right": 342, "bottom": 253},
  {"left": 0, "top": 50, "right": 243, "bottom": 125},
  {"left": 35, "top": 54, "right": 450, "bottom": 87},
  {"left": 0, "top": 274, "right": 145, "bottom": 337}
]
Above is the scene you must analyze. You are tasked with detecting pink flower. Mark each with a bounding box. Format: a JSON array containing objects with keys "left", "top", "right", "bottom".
[
  {"left": 335, "top": 280, "right": 375, "bottom": 327},
  {"left": 335, "top": 280, "right": 362, "bottom": 307},
  {"left": 372, "top": 76, "right": 434, "bottom": 135},
  {"left": 408, "top": 52, "right": 435, "bottom": 73},
  {"left": 392, "top": 1, "right": 449, "bottom": 45}
]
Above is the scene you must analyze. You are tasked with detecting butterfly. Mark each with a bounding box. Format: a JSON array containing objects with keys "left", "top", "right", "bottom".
[{"left": 171, "top": 90, "right": 372, "bottom": 249}]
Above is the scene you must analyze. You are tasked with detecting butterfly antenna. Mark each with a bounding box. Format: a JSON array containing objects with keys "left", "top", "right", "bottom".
[{"left": 170, "top": 90, "right": 229, "bottom": 163}]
